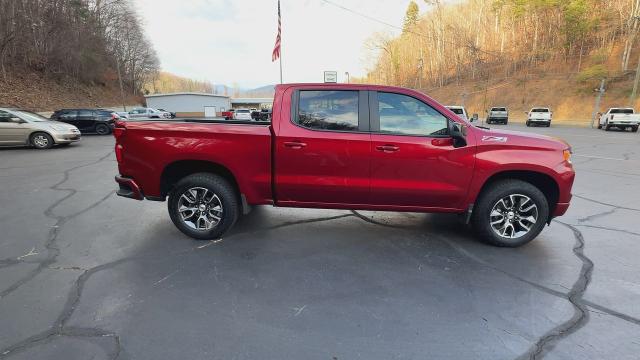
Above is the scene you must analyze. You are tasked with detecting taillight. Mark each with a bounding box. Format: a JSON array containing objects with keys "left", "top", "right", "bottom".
[
  {"left": 115, "top": 144, "right": 123, "bottom": 163},
  {"left": 113, "top": 120, "right": 126, "bottom": 139}
]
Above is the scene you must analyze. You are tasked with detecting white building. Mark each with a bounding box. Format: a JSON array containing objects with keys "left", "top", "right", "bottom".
[{"left": 145, "top": 93, "right": 231, "bottom": 117}]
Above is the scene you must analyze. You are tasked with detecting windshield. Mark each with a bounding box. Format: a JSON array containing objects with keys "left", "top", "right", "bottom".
[
  {"left": 491, "top": 107, "right": 507, "bottom": 112},
  {"left": 13, "top": 110, "right": 50, "bottom": 122},
  {"left": 532, "top": 108, "right": 549, "bottom": 112},
  {"left": 237, "top": 110, "right": 250, "bottom": 113},
  {"left": 449, "top": 108, "right": 464, "bottom": 115},
  {"left": 610, "top": 108, "right": 634, "bottom": 114}
]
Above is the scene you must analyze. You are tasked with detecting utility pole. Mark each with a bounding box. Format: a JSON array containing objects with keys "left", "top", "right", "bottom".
[
  {"left": 591, "top": 79, "right": 605, "bottom": 128},
  {"left": 630, "top": 50, "right": 640, "bottom": 106},
  {"left": 115, "top": 55, "right": 126, "bottom": 112},
  {"left": 345, "top": 72, "right": 350, "bottom": 83}
]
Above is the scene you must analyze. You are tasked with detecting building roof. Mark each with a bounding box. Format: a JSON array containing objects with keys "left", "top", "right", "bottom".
[
  {"left": 145, "top": 92, "right": 230, "bottom": 99},
  {"left": 230, "top": 98, "right": 274, "bottom": 104}
]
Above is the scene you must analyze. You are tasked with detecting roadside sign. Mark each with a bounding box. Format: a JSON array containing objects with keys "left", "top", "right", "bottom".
[{"left": 324, "top": 71, "right": 338, "bottom": 83}]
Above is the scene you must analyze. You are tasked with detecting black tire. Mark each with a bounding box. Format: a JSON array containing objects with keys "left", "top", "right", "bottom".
[
  {"left": 30, "top": 132, "right": 54, "bottom": 149},
  {"left": 504, "top": 119, "right": 508, "bottom": 125},
  {"left": 632, "top": 126, "right": 638, "bottom": 133},
  {"left": 95, "top": 123, "right": 111, "bottom": 135},
  {"left": 471, "top": 179, "right": 549, "bottom": 247},
  {"left": 526, "top": 121, "right": 531, "bottom": 127},
  {"left": 597, "top": 124, "right": 602, "bottom": 129},
  {"left": 168, "top": 173, "right": 239, "bottom": 240}
]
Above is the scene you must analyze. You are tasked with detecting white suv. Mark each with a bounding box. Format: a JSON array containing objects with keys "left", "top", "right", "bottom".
[{"left": 233, "top": 109, "right": 252, "bottom": 120}]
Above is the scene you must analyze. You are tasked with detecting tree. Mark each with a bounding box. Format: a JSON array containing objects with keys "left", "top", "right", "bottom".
[{"left": 403, "top": 1, "right": 420, "bottom": 34}]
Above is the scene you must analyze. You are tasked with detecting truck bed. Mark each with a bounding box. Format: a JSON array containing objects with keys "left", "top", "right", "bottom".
[{"left": 115, "top": 120, "right": 273, "bottom": 204}]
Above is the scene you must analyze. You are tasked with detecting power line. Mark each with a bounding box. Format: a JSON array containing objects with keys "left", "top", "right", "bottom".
[{"left": 318, "top": 0, "right": 499, "bottom": 57}]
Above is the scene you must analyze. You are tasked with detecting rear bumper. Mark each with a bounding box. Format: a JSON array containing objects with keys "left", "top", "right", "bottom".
[
  {"left": 608, "top": 122, "right": 639, "bottom": 126},
  {"left": 115, "top": 176, "right": 144, "bottom": 200},
  {"left": 529, "top": 119, "right": 550, "bottom": 122}
]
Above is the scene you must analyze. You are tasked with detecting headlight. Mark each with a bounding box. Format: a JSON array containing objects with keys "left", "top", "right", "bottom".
[{"left": 563, "top": 149, "right": 572, "bottom": 164}]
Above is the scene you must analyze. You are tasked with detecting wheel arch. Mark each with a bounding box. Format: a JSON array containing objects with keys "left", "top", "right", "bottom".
[{"left": 475, "top": 170, "right": 559, "bottom": 222}]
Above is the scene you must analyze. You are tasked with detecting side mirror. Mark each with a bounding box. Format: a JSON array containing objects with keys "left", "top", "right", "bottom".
[
  {"left": 471, "top": 113, "right": 478, "bottom": 122},
  {"left": 450, "top": 121, "right": 467, "bottom": 148}
]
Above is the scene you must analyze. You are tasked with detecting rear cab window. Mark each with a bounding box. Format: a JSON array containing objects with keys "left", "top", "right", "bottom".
[
  {"left": 531, "top": 108, "right": 549, "bottom": 112},
  {"left": 610, "top": 109, "right": 634, "bottom": 114},
  {"left": 296, "top": 90, "right": 359, "bottom": 131}
]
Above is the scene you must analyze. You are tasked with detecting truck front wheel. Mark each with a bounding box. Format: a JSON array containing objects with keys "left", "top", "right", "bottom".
[
  {"left": 168, "top": 173, "right": 239, "bottom": 240},
  {"left": 632, "top": 126, "right": 638, "bottom": 132},
  {"left": 471, "top": 179, "right": 549, "bottom": 247}
]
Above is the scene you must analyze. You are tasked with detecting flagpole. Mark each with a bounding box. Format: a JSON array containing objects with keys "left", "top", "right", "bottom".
[{"left": 279, "top": 1, "right": 283, "bottom": 84}]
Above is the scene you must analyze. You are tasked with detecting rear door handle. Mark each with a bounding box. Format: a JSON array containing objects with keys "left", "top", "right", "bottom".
[
  {"left": 284, "top": 141, "right": 307, "bottom": 149},
  {"left": 376, "top": 145, "right": 399, "bottom": 153}
]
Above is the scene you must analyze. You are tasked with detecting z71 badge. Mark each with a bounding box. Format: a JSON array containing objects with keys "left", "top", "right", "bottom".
[{"left": 482, "top": 136, "right": 508, "bottom": 142}]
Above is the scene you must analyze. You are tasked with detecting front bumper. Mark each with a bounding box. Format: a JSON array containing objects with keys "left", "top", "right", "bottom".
[
  {"left": 52, "top": 131, "right": 81, "bottom": 144},
  {"left": 115, "top": 176, "right": 144, "bottom": 200}
]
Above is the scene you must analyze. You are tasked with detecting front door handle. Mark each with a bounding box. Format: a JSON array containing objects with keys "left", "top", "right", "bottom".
[
  {"left": 376, "top": 144, "right": 399, "bottom": 153},
  {"left": 283, "top": 141, "right": 307, "bottom": 149}
]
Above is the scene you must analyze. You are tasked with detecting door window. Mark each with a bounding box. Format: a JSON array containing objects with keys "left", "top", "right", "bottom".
[
  {"left": 297, "top": 90, "right": 359, "bottom": 131},
  {"left": 378, "top": 92, "right": 448, "bottom": 136},
  {"left": 0, "top": 110, "right": 12, "bottom": 122},
  {"left": 77, "top": 110, "right": 93, "bottom": 117},
  {"left": 60, "top": 110, "right": 78, "bottom": 120}
]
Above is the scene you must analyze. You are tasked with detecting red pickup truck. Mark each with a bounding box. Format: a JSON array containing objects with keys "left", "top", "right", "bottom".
[{"left": 114, "top": 83, "right": 574, "bottom": 247}]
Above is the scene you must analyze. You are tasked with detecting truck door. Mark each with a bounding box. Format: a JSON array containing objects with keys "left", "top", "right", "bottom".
[
  {"left": 368, "top": 91, "right": 475, "bottom": 210},
  {"left": 274, "top": 88, "right": 371, "bottom": 205}
]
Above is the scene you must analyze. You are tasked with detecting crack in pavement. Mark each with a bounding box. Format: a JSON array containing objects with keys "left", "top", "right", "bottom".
[
  {"left": 577, "top": 208, "right": 617, "bottom": 223},
  {"left": 573, "top": 194, "right": 640, "bottom": 212},
  {"left": 0, "top": 212, "right": 355, "bottom": 358},
  {"left": 515, "top": 222, "right": 594, "bottom": 360},
  {"left": 572, "top": 223, "right": 640, "bottom": 237},
  {"left": 0, "top": 150, "right": 118, "bottom": 358}
]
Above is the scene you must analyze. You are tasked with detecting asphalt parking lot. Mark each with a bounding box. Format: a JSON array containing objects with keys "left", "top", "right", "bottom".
[{"left": 1, "top": 124, "right": 639, "bottom": 360}]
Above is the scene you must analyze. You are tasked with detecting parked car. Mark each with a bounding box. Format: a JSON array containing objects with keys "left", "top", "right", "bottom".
[
  {"left": 233, "top": 109, "right": 252, "bottom": 120},
  {"left": 157, "top": 109, "right": 176, "bottom": 118},
  {"left": 221, "top": 109, "right": 235, "bottom": 120},
  {"left": 0, "top": 108, "right": 81, "bottom": 149},
  {"left": 113, "top": 83, "right": 575, "bottom": 247},
  {"left": 128, "top": 108, "right": 171, "bottom": 119},
  {"left": 598, "top": 108, "right": 640, "bottom": 132},
  {"left": 51, "top": 108, "right": 117, "bottom": 135},
  {"left": 487, "top": 107, "right": 509, "bottom": 125},
  {"left": 115, "top": 112, "right": 130, "bottom": 119},
  {"left": 526, "top": 107, "right": 552, "bottom": 127},
  {"left": 446, "top": 105, "right": 472, "bottom": 122}
]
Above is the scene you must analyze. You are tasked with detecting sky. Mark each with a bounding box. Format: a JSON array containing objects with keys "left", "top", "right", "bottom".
[{"left": 133, "top": 0, "right": 418, "bottom": 88}]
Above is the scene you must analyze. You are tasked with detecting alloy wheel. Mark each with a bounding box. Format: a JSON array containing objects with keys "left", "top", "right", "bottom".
[
  {"left": 177, "top": 187, "right": 223, "bottom": 231},
  {"left": 33, "top": 135, "right": 49, "bottom": 148},
  {"left": 489, "top": 194, "right": 538, "bottom": 239}
]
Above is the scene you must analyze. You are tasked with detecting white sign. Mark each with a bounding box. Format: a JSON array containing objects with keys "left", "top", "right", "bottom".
[{"left": 324, "top": 71, "right": 338, "bottom": 83}]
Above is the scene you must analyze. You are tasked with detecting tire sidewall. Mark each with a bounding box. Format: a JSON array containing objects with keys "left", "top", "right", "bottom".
[
  {"left": 473, "top": 180, "right": 549, "bottom": 247},
  {"left": 96, "top": 123, "right": 110, "bottom": 135},
  {"left": 168, "top": 174, "right": 239, "bottom": 240}
]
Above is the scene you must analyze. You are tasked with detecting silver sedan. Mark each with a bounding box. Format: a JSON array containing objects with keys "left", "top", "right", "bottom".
[{"left": 0, "top": 108, "right": 81, "bottom": 149}]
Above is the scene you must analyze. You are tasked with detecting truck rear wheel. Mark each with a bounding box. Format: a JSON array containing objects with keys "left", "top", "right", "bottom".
[
  {"left": 168, "top": 173, "right": 239, "bottom": 240},
  {"left": 471, "top": 179, "right": 549, "bottom": 247},
  {"left": 632, "top": 126, "right": 638, "bottom": 132}
]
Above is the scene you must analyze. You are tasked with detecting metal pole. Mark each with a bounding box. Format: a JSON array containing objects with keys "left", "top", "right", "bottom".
[
  {"left": 591, "top": 79, "right": 605, "bottom": 128},
  {"left": 279, "top": 54, "right": 283, "bottom": 84},
  {"left": 345, "top": 72, "right": 350, "bottom": 83}
]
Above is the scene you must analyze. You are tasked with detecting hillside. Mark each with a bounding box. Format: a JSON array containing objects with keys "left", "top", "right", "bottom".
[
  {"left": 425, "top": 45, "right": 639, "bottom": 123},
  {"left": 0, "top": 69, "right": 141, "bottom": 111},
  {"left": 360, "top": 0, "right": 639, "bottom": 123}
]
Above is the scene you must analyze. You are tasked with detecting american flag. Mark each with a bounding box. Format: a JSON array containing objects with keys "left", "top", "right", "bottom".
[{"left": 272, "top": 0, "right": 281, "bottom": 62}]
